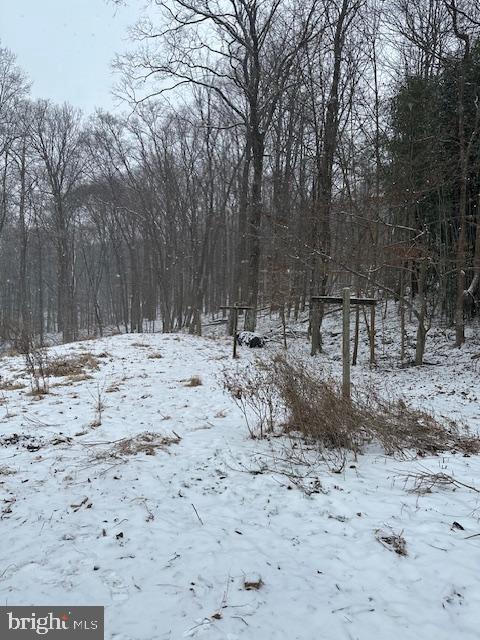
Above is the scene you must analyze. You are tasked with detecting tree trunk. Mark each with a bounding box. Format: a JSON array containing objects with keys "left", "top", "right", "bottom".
[{"left": 244, "top": 131, "right": 264, "bottom": 332}]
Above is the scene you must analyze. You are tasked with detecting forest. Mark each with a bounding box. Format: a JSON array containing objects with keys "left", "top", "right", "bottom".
[
  {"left": 3, "top": 3, "right": 480, "bottom": 639},
  {"left": 1, "top": 0, "right": 480, "bottom": 361}
]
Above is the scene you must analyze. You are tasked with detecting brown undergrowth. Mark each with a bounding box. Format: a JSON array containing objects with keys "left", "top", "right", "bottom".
[
  {"left": 92, "top": 431, "right": 181, "bottom": 460},
  {"left": 225, "top": 355, "right": 480, "bottom": 469}
]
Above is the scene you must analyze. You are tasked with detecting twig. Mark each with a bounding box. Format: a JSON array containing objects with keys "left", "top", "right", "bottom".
[
  {"left": 191, "top": 503, "right": 204, "bottom": 525},
  {"left": 399, "top": 469, "right": 480, "bottom": 495}
]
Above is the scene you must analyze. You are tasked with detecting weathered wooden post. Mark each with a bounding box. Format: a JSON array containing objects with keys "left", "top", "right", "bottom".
[
  {"left": 310, "top": 292, "right": 377, "bottom": 398},
  {"left": 342, "top": 287, "right": 351, "bottom": 399},
  {"left": 370, "top": 304, "right": 376, "bottom": 366},
  {"left": 232, "top": 304, "right": 239, "bottom": 359},
  {"left": 220, "top": 304, "right": 255, "bottom": 359}
]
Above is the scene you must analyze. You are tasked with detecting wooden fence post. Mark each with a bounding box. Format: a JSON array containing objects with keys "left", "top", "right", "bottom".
[
  {"left": 370, "top": 304, "right": 376, "bottom": 366},
  {"left": 232, "top": 305, "right": 238, "bottom": 359},
  {"left": 342, "top": 287, "right": 351, "bottom": 399},
  {"left": 311, "top": 293, "right": 376, "bottom": 393},
  {"left": 220, "top": 304, "right": 254, "bottom": 359}
]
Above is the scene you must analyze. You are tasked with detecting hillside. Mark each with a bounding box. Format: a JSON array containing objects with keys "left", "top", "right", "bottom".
[{"left": 1, "top": 323, "right": 480, "bottom": 640}]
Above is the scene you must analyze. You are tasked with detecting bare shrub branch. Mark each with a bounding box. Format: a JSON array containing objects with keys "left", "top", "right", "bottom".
[{"left": 225, "top": 355, "right": 480, "bottom": 469}]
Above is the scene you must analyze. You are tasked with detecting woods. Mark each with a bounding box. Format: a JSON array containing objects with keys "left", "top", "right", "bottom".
[
  {"left": 1, "top": 0, "right": 480, "bottom": 363},
  {"left": 4, "top": 4, "right": 480, "bottom": 636}
]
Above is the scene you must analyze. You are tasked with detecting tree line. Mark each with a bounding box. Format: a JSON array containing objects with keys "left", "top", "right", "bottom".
[{"left": 1, "top": 0, "right": 480, "bottom": 363}]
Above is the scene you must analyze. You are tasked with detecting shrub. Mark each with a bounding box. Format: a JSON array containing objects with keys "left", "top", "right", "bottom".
[
  {"left": 224, "top": 361, "right": 279, "bottom": 438},
  {"left": 225, "top": 355, "right": 479, "bottom": 466},
  {"left": 273, "top": 357, "right": 478, "bottom": 457},
  {"left": 21, "top": 339, "right": 50, "bottom": 396}
]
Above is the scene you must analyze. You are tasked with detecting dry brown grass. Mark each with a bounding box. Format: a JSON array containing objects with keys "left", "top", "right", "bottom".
[
  {"left": 376, "top": 530, "right": 408, "bottom": 556},
  {"left": 148, "top": 352, "right": 163, "bottom": 359},
  {"left": 51, "top": 373, "right": 94, "bottom": 388},
  {"left": 243, "top": 578, "right": 264, "bottom": 590},
  {"left": 0, "top": 380, "right": 26, "bottom": 391},
  {"left": 44, "top": 353, "right": 99, "bottom": 378},
  {"left": 0, "top": 465, "right": 15, "bottom": 475},
  {"left": 184, "top": 376, "right": 202, "bottom": 387},
  {"left": 68, "top": 373, "right": 94, "bottom": 382},
  {"left": 25, "top": 387, "right": 50, "bottom": 397},
  {"left": 93, "top": 431, "right": 181, "bottom": 460},
  {"left": 76, "top": 334, "right": 97, "bottom": 343},
  {"left": 225, "top": 356, "right": 480, "bottom": 465},
  {"left": 274, "top": 358, "right": 479, "bottom": 457}
]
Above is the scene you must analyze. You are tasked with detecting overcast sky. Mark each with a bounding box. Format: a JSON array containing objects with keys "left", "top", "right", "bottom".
[{"left": 1, "top": 0, "right": 143, "bottom": 113}]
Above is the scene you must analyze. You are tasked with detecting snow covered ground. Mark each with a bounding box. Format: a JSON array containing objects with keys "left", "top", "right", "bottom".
[{"left": 1, "top": 312, "right": 480, "bottom": 640}]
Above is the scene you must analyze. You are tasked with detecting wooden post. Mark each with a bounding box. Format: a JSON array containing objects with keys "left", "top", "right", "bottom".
[
  {"left": 370, "top": 304, "right": 376, "bottom": 366},
  {"left": 352, "top": 304, "right": 360, "bottom": 366},
  {"left": 232, "top": 305, "right": 238, "bottom": 359},
  {"left": 342, "top": 287, "right": 351, "bottom": 399},
  {"left": 280, "top": 305, "right": 288, "bottom": 350},
  {"left": 400, "top": 270, "right": 405, "bottom": 363},
  {"left": 310, "top": 294, "right": 376, "bottom": 391},
  {"left": 220, "top": 304, "right": 255, "bottom": 359}
]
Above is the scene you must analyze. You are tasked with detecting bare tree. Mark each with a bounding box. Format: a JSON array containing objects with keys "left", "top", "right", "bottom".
[
  {"left": 30, "top": 101, "right": 85, "bottom": 343},
  {"left": 116, "top": 0, "right": 320, "bottom": 330}
]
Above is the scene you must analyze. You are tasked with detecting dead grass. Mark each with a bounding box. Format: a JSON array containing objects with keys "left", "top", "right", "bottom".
[
  {"left": 25, "top": 388, "right": 49, "bottom": 397},
  {"left": 76, "top": 334, "right": 97, "bottom": 343},
  {"left": 93, "top": 431, "right": 181, "bottom": 460},
  {"left": 52, "top": 373, "right": 94, "bottom": 388},
  {"left": 0, "top": 465, "right": 15, "bottom": 475},
  {"left": 0, "top": 380, "right": 26, "bottom": 391},
  {"left": 184, "top": 376, "right": 202, "bottom": 387},
  {"left": 225, "top": 356, "right": 480, "bottom": 466},
  {"left": 278, "top": 357, "right": 480, "bottom": 457},
  {"left": 243, "top": 578, "right": 264, "bottom": 590},
  {"left": 69, "top": 372, "right": 94, "bottom": 382},
  {"left": 148, "top": 352, "right": 163, "bottom": 359},
  {"left": 44, "top": 353, "right": 99, "bottom": 378},
  {"left": 376, "top": 530, "right": 408, "bottom": 556}
]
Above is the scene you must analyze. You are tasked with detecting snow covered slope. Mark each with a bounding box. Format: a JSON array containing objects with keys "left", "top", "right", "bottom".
[{"left": 1, "top": 328, "right": 480, "bottom": 640}]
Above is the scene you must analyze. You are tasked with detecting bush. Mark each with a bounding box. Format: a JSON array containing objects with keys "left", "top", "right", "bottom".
[
  {"left": 225, "top": 355, "right": 479, "bottom": 466},
  {"left": 224, "top": 360, "right": 279, "bottom": 438},
  {"left": 23, "top": 341, "right": 50, "bottom": 396}
]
